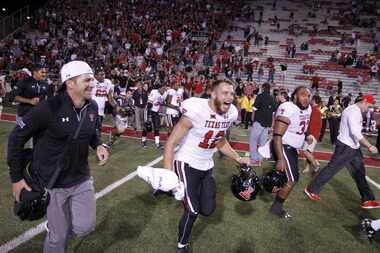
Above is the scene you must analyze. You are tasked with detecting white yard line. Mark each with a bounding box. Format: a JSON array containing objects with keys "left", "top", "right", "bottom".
[
  {"left": 0, "top": 155, "right": 165, "bottom": 253},
  {"left": 366, "top": 176, "right": 380, "bottom": 191}
]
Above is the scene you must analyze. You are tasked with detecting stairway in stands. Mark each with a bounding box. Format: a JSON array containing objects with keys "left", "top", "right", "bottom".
[{"left": 218, "top": 0, "right": 380, "bottom": 105}]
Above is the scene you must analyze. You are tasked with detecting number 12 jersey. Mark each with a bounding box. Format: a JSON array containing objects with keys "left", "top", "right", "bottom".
[{"left": 175, "top": 97, "right": 238, "bottom": 171}]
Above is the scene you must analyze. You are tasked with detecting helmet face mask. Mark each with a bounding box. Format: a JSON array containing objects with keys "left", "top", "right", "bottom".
[
  {"left": 262, "top": 169, "right": 288, "bottom": 193},
  {"left": 231, "top": 165, "right": 261, "bottom": 201}
]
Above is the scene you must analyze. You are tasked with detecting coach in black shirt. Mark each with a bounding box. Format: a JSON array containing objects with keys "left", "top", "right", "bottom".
[
  {"left": 13, "top": 64, "right": 52, "bottom": 118},
  {"left": 249, "top": 82, "right": 277, "bottom": 164},
  {"left": 8, "top": 60, "right": 109, "bottom": 253}
]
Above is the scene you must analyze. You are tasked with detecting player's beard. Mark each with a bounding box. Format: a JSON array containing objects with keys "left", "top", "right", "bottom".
[
  {"left": 214, "top": 98, "right": 224, "bottom": 114},
  {"left": 295, "top": 97, "right": 308, "bottom": 110}
]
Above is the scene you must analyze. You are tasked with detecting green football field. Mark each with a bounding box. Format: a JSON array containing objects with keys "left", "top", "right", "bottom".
[{"left": 1, "top": 120, "right": 380, "bottom": 253}]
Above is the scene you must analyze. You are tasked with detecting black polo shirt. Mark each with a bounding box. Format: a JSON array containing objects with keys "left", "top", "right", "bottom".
[
  {"left": 253, "top": 91, "right": 277, "bottom": 127},
  {"left": 13, "top": 77, "right": 52, "bottom": 117}
]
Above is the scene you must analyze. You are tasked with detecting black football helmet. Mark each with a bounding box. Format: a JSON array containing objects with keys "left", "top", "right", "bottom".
[
  {"left": 231, "top": 164, "right": 261, "bottom": 201},
  {"left": 120, "top": 105, "right": 134, "bottom": 117},
  {"left": 262, "top": 169, "right": 288, "bottom": 193}
]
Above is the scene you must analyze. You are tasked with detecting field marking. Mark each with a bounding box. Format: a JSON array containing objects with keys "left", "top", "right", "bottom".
[
  {"left": 366, "top": 176, "right": 380, "bottom": 191},
  {"left": 0, "top": 154, "right": 165, "bottom": 253}
]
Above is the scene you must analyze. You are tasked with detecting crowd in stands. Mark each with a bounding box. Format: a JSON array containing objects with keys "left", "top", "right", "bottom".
[{"left": 0, "top": 0, "right": 379, "bottom": 143}]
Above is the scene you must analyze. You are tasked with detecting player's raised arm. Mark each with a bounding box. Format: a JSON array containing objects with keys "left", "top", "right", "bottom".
[{"left": 163, "top": 116, "right": 193, "bottom": 170}]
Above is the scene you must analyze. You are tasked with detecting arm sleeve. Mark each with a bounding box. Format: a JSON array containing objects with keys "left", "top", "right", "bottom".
[
  {"left": 180, "top": 98, "right": 198, "bottom": 122},
  {"left": 276, "top": 103, "right": 294, "bottom": 121},
  {"left": 12, "top": 80, "right": 25, "bottom": 97},
  {"left": 347, "top": 111, "right": 364, "bottom": 142},
  {"left": 7, "top": 101, "right": 50, "bottom": 183},
  {"left": 89, "top": 102, "right": 102, "bottom": 149}
]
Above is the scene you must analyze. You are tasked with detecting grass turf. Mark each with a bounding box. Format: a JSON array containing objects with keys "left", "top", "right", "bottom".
[{"left": 0, "top": 120, "right": 380, "bottom": 253}]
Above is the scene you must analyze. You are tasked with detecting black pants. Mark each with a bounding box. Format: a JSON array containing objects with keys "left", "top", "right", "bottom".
[
  {"left": 319, "top": 118, "right": 327, "bottom": 141},
  {"left": 377, "top": 128, "right": 380, "bottom": 151},
  {"left": 244, "top": 111, "right": 252, "bottom": 129},
  {"left": 308, "top": 140, "right": 375, "bottom": 202},
  {"left": 174, "top": 161, "right": 216, "bottom": 245},
  {"left": 240, "top": 109, "right": 246, "bottom": 125},
  {"left": 151, "top": 111, "right": 160, "bottom": 137},
  {"left": 328, "top": 117, "right": 340, "bottom": 144}
]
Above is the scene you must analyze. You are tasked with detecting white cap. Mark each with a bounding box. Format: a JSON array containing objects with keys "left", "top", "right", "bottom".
[
  {"left": 60, "top": 60, "right": 93, "bottom": 83},
  {"left": 18, "top": 68, "right": 31, "bottom": 76}
]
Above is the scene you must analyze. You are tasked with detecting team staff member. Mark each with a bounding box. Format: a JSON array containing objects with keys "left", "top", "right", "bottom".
[
  {"left": 249, "top": 82, "right": 277, "bottom": 165},
  {"left": 13, "top": 63, "right": 52, "bottom": 119},
  {"left": 8, "top": 60, "right": 109, "bottom": 253},
  {"left": 133, "top": 82, "right": 148, "bottom": 145},
  {"left": 305, "top": 95, "right": 380, "bottom": 209}
]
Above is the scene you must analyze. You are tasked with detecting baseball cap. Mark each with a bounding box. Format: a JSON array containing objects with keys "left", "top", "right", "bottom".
[
  {"left": 60, "top": 60, "right": 94, "bottom": 84},
  {"left": 363, "top": 94, "right": 376, "bottom": 105}
]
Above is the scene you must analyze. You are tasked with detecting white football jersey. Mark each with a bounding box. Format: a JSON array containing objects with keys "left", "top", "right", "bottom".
[
  {"left": 175, "top": 97, "right": 238, "bottom": 171},
  {"left": 166, "top": 88, "right": 181, "bottom": 116},
  {"left": 276, "top": 101, "right": 311, "bottom": 149},
  {"left": 148, "top": 89, "right": 165, "bottom": 112},
  {"left": 92, "top": 78, "right": 113, "bottom": 116}
]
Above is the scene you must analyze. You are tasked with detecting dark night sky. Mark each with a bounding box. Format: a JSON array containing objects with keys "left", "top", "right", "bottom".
[{"left": 2, "top": 0, "right": 47, "bottom": 14}]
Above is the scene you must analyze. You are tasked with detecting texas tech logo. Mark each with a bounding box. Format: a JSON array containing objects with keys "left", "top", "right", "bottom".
[{"left": 239, "top": 186, "right": 254, "bottom": 200}]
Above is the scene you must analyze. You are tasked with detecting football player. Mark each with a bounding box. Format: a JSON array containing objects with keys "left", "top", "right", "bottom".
[
  {"left": 165, "top": 81, "right": 182, "bottom": 135},
  {"left": 361, "top": 218, "right": 380, "bottom": 243},
  {"left": 147, "top": 84, "right": 166, "bottom": 148},
  {"left": 91, "top": 67, "right": 117, "bottom": 132},
  {"left": 270, "top": 85, "right": 312, "bottom": 219},
  {"left": 107, "top": 89, "right": 134, "bottom": 148},
  {"left": 163, "top": 80, "right": 251, "bottom": 253}
]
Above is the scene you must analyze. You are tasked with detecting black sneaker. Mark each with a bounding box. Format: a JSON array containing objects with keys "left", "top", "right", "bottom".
[
  {"left": 142, "top": 141, "right": 147, "bottom": 147},
  {"left": 361, "top": 219, "right": 376, "bottom": 243},
  {"left": 176, "top": 245, "right": 191, "bottom": 253},
  {"left": 156, "top": 143, "right": 163, "bottom": 149},
  {"left": 271, "top": 209, "right": 292, "bottom": 220}
]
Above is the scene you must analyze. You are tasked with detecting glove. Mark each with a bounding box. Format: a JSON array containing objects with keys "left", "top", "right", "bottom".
[{"left": 173, "top": 182, "right": 185, "bottom": 201}]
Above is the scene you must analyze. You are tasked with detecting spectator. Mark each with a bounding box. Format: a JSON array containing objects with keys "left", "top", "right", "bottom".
[
  {"left": 249, "top": 83, "right": 277, "bottom": 165},
  {"left": 132, "top": 82, "right": 148, "bottom": 146},
  {"left": 257, "top": 64, "right": 264, "bottom": 83},
  {"left": 267, "top": 66, "right": 275, "bottom": 83},
  {"left": 240, "top": 93, "right": 255, "bottom": 129},
  {"left": 328, "top": 98, "right": 342, "bottom": 144},
  {"left": 303, "top": 95, "right": 322, "bottom": 173},
  {"left": 319, "top": 101, "right": 329, "bottom": 142}
]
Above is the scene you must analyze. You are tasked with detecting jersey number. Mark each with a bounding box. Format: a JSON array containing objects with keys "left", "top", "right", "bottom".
[
  {"left": 296, "top": 120, "right": 309, "bottom": 135},
  {"left": 198, "top": 130, "right": 225, "bottom": 149}
]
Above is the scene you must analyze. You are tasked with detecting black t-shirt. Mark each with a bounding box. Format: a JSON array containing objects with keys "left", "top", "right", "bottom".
[{"left": 253, "top": 91, "right": 277, "bottom": 127}]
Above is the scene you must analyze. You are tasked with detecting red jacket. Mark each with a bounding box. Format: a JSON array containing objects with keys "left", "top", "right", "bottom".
[{"left": 307, "top": 105, "right": 322, "bottom": 139}]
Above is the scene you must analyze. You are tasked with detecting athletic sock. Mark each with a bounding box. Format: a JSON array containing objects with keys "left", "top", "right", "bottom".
[
  {"left": 372, "top": 219, "right": 380, "bottom": 231},
  {"left": 177, "top": 243, "right": 188, "bottom": 249},
  {"left": 270, "top": 196, "right": 285, "bottom": 215},
  {"left": 155, "top": 136, "right": 160, "bottom": 145},
  {"left": 142, "top": 136, "right": 147, "bottom": 142}
]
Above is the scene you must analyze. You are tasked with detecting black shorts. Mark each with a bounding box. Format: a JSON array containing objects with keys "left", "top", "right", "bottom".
[
  {"left": 166, "top": 114, "right": 179, "bottom": 128},
  {"left": 272, "top": 144, "right": 299, "bottom": 182},
  {"left": 174, "top": 161, "right": 216, "bottom": 216}
]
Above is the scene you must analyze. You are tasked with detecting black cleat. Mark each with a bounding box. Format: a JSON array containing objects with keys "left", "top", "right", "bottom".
[
  {"left": 361, "top": 219, "right": 376, "bottom": 243},
  {"left": 142, "top": 141, "right": 147, "bottom": 148},
  {"left": 271, "top": 209, "right": 292, "bottom": 220}
]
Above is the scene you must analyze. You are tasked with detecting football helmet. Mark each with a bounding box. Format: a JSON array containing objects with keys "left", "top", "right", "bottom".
[
  {"left": 231, "top": 164, "right": 261, "bottom": 201},
  {"left": 262, "top": 169, "right": 288, "bottom": 193}
]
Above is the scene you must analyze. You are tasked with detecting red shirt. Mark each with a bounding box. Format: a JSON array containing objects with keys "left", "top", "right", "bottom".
[{"left": 307, "top": 105, "right": 322, "bottom": 139}]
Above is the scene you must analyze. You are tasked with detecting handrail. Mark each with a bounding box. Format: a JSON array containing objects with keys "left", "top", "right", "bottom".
[{"left": 0, "top": 5, "right": 30, "bottom": 39}]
